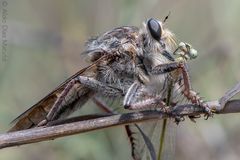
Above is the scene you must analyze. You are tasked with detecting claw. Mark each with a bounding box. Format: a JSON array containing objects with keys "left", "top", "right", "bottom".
[
  {"left": 174, "top": 116, "right": 181, "bottom": 125},
  {"left": 203, "top": 105, "right": 214, "bottom": 120},
  {"left": 174, "top": 116, "right": 185, "bottom": 124}
]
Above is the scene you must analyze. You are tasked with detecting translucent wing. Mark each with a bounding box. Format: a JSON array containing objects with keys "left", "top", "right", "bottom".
[
  {"left": 129, "top": 119, "right": 176, "bottom": 160},
  {"left": 9, "top": 55, "right": 111, "bottom": 132},
  {"left": 94, "top": 89, "right": 179, "bottom": 160},
  {"left": 129, "top": 75, "right": 187, "bottom": 160}
]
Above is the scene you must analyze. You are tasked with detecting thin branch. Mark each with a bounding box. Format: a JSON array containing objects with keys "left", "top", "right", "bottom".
[
  {"left": 0, "top": 99, "right": 240, "bottom": 149},
  {"left": 0, "top": 82, "right": 239, "bottom": 149},
  {"left": 0, "top": 110, "right": 167, "bottom": 149}
]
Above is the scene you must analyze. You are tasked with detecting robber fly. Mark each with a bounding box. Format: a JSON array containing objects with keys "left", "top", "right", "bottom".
[{"left": 9, "top": 17, "right": 211, "bottom": 159}]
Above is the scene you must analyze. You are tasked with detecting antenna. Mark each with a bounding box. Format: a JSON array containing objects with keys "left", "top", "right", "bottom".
[{"left": 163, "top": 11, "right": 171, "bottom": 23}]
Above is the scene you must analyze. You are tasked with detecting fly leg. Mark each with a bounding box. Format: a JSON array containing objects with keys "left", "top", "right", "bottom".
[
  {"left": 38, "top": 76, "right": 123, "bottom": 126},
  {"left": 152, "top": 62, "right": 212, "bottom": 117},
  {"left": 123, "top": 81, "right": 168, "bottom": 111},
  {"left": 92, "top": 96, "right": 116, "bottom": 114},
  {"left": 76, "top": 76, "right": 123, "bottom": 97}
]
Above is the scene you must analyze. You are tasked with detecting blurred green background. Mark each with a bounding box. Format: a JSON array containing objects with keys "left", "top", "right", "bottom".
[{"left": 0, "top": 0, "right": 240, "bottom": 160}]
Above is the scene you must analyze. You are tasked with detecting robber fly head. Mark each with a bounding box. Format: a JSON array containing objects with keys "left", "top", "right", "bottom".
[
  {"left": 140, "top": 18, "right": 177, "bottom": 56},
  {"left": 137, "top": 18, "right": 177, "bottom": 75},
  {"left": 139, "top": 18, "right": 198, "bottom": 64}
]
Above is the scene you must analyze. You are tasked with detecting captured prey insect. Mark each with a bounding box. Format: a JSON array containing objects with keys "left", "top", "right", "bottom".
[{"left": 9, "top": 18, "right": 211, "bottom": 159}]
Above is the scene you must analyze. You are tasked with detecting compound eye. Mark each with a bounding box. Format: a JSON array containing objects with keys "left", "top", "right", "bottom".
[{"left": 147, "top": 18, "right": 162, "bottom": 41}]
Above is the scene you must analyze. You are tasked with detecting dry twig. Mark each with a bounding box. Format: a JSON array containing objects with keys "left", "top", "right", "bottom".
[{"left": 0, "top": 82, "right": 240, "bottom": 149}]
